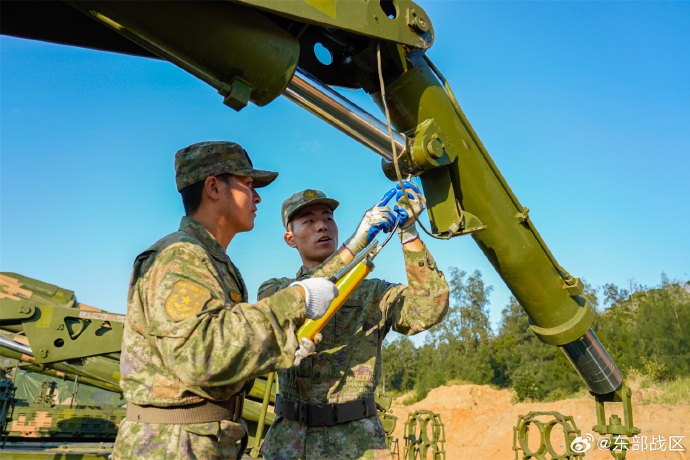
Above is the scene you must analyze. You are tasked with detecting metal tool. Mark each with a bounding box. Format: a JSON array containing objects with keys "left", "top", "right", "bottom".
[{"left": 297, "top": 218, "right": 400, "bottom": 342}]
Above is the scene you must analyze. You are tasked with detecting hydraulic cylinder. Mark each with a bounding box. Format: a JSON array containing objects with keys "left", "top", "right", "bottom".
[{"left": 372, "top": 59, "right": 622, "bottom": 394}]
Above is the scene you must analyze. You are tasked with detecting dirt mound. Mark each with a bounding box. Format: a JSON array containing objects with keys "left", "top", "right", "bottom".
[{"left": 388, "top": 384, "right": 689, "bottom": 459}]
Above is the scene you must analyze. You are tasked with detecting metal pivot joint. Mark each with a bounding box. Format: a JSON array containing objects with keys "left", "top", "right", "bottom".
[
  {"left": 378, "top": 119, "right": 486, "bottom": 238},
  {"left": 592, "top": 383, "right": 640, "bottom": 460}
]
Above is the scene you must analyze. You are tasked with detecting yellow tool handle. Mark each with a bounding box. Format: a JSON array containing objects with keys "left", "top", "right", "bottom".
[{"left": 297, "top": 260, "right": 374, "bottom": 342}]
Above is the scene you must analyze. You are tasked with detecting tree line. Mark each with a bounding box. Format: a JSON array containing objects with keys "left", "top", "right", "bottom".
[{"left": 382, "top": 269, "right": 690, "bottom": 402}]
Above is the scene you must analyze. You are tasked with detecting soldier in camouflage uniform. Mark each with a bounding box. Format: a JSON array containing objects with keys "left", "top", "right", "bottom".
[
  {"left": 259, "top": 185, "right": 449, "bottom": 459},
  {"left": 112, "top": 141, "right": 338, "bottom": 460}
]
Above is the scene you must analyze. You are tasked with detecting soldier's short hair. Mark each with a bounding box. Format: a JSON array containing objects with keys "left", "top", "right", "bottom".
[{"left": 181, "top": 173, "right": 232, "bottom": 216}]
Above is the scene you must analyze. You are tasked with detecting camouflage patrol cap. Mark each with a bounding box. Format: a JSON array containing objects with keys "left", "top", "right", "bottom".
[
  {"left": 174, "top": 141, "right": 278, "bottom": 191},
  {"left": 282, "top": 189, "right": 339, "bottom": 229}
]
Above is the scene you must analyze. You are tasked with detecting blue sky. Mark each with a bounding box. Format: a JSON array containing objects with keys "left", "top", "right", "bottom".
[{"left": 2, "top": 2, "right": 689, "bottom": 343}]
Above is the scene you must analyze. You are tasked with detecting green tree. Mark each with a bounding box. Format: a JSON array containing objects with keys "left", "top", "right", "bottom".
[
  {"left": 425, "top": 268, "right": 494, "bottom": 385},
  {"left": 631, "top": 277, "right": 690, "bottom": 379},
  {"left": 382, "top": 270, "right": 690, "bottom": 404},
  {"left": 413, "top": 342, "right": 450, "bottom": 400},
  {"left": 381, "top": 336, "right": 418, "bottom": 393},
  {"left": 602, "top": 283, "right": 629, "bottom": 308},
  {"left": 593, "top": 277, "right": 689, "bottom": 380},
  {"left": 492, "top": 297, "right": 584, "bottom": 401}
]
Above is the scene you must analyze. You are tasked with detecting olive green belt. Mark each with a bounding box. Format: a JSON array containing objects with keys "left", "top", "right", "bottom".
[
  {"left": 275, "top": 394, "right": 377, "bottom": 427},
  {"left": 126, "top": 394, "right": 244, "bottom": 424}
]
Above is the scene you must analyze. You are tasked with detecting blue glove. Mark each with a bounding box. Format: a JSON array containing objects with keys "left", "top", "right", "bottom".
[
  {"left": 367, "top": 186, "right": 398, "bottom": 240},
  {"left": 394, "top": 180, "right": 421, "bottom": 201},
  {"left": 378, "top": 186, "right": 397, "bottom": 206},
  {"left": 343, "top": 188, "right": 398, "bottom": 255},
  {"left": 393, "top": 180, "right": 426, "bottom": 230}
]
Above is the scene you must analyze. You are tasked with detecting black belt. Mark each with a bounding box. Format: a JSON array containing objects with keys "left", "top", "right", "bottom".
[
  {"left": 126, "top": 394, "right": 244, "bottom": 424},
  {"left": 275, "top": 394, "right": 377, "bottom": 427}
]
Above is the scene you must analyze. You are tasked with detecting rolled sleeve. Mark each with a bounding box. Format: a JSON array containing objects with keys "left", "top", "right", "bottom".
[{"left": 381, "top": 243, "right": 449, "bottom": 335}]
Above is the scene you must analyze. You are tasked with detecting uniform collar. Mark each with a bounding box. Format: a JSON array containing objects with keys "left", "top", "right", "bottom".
[
  {"left": 295, "top": 265, "right": 315, "bottom": 280},
  {"left": 179, "top": 216, "right": 229, "bottom": 263}
]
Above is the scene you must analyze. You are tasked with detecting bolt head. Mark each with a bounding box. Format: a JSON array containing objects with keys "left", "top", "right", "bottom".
[{"left": 425, "top": 137, "right": 443, "bottom": 158}]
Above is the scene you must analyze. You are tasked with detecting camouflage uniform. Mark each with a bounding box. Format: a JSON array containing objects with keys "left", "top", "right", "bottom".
[
  {"left": 258, "top": 245, "right": 449, "bottom": 459},
  {"left": 113, "top": 142, "right": 306, "bottom": 460}
]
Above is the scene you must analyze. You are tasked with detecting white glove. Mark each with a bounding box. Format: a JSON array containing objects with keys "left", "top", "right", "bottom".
[
  {"left": 343, "top": 206, "right": 396, "bottom": 255},
  {"left": 291, "top": 278, "right": 338, "bottom": 319},
  {"left": 293, "top": 333, "right": 323, "bottom": 366},
  {"left": 343, "top": 187, "right": 399, "bottom": 255},
  {"left": 399, "top": 223, "right": 420, "bottom": 244}
]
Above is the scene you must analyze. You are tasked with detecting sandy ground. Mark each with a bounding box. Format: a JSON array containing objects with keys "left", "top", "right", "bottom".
[{"left": 387, "top": 384, "right": 689, "bottom": 459}]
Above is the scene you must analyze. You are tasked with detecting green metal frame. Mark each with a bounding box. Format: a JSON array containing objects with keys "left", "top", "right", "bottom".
[
  {"left": 513, "top": 411, "right": 583, "bottom": 460},
  {"left": 404, "top": 410, "right": 445, "bottom": 460},
  {"left": 234, "top": 0, "right": 433, "bottom": 49}
]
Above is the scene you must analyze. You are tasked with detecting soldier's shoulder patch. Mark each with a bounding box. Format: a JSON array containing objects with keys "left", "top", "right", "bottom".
[
  {"left": 165, "top": 280, "right": 211, "bottom": 321},
  {"left": 229, "top": 290, "right": 242, "bottom": 303}
]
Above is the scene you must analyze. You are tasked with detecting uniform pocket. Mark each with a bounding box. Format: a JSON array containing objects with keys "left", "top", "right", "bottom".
[
  {"left": 181, "top": 420, "right": 244, "bottom": 459},
  {"left": 335, "top": 305, "right": 361, "bottom": 342},
  {"left": 183, "top": 421, "right": 221, "bottom": 438}
]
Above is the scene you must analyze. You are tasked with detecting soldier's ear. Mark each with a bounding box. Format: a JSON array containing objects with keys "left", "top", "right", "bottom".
[
  {"left": 284, "top": 231, "right": 297, "bottom": 248},
  {"left": 203, "top": 176, "right": 222, "bottom": 201}
]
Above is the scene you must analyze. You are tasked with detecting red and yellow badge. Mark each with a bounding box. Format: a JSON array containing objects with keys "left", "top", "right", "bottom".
[{"left": 164, "top": 280, "right": 211, "bottom": 322}]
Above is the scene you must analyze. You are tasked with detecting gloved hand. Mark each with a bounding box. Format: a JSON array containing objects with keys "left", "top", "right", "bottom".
[
  {"left": 293, "top": 333, "right": 323, "bottom": 366},
  {"left": 291, "top": 278, "right": 338, "bottom": 319},
  {"left": 393, "top": 180, "right": 426, "bottom": 244},
  {"left": 343, "top": 188, "right": 397, "bottom": 255}
]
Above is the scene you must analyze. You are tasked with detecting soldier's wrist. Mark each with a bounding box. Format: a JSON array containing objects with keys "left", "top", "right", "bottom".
[
  {"left": 292, "top": 284, "right": 306, "bottom": 300},
  {"left": 398, "top": 224, "right": 419, "bottom": 244},
  {"left": 343, "top": 235, "right": 366, "bottom": 255}
]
